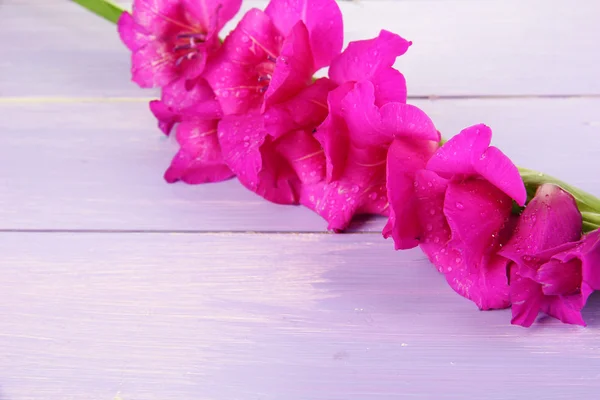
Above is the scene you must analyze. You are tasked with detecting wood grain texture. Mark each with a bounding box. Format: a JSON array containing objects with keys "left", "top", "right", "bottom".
[
  {"left": 2, "top": 233, "right": 600, "bottom": 400},
  {"left": 1, "top": 98, "right": 598, "bottom": 232},
  {"left": 2, "top": 0, "right": 599, "bottom": 97}
]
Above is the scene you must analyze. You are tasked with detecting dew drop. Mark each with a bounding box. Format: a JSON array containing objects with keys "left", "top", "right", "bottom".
[
  {"left": 369, "top": 192, "right": 378, "bottom": 200},
  {"left": 429, "top": 209, "right": 436, "bottom": 215},
  {"left": 351, "top": 185, "right": 360, "bottom": 193},
  {"left": 455, "top": 202, "right": 464, "bottom": 210},
  {"left": 433, "top": 236, "right": 440, "bottom": 243},
  {"left": 448, "top": 267, "right": 453, "bottom": 272},
  {"left": 426, "top": 223, "right": 433, "bottom": 231},
  {"left": 427, "top": 181, "right": 433, "bottom": 187},
  {"left": 455, "top": 257, "right": 462, "bottom": 264}
]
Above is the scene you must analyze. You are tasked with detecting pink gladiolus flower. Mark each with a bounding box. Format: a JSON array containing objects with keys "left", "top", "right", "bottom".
[
  {"left": 386, "top": 124, "right": 527, "bottom": 310},
  {"left": 499, "top": 184, "right": 599, "bottom": 327},
  {"left": 203, "top": 0, "right": 343, "bottom": 115},
  {"left": 118, "top": 0, "right": 242, "bottom": 88},
  {"left": 303, "top": 30, "right": 439, "bottom": 231},
  {"left": 217, "top": 78, "right": 333, "bottom": 203}
]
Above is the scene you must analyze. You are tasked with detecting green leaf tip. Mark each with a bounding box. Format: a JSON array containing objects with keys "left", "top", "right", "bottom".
[{"left": 71, "top": 0, "right": 125, "bottom": 24}]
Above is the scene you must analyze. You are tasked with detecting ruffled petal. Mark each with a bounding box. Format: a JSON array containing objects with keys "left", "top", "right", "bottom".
[
  {"left": 383, "top": 139, "right": 439, "bottom": 249},
  {"left": 263, "top": 77, "right": 336, "bottom": 138},
  {"left": 131, "top": 40, "right": 177, "bottom": 88},
  {"left": 222, "top": 8, "right": 283, "bottom": 64},
  {"left": 329, "top": 30, "right": 411, "bottom": 85},
  {"left": 218, "top": 115, "right": 298, "bottom": 204},
  {"left": 314, "top": 83, "right": 353, "bottom": 181},
  {"left": 203, "top": 53, "right": 265, "bottom": 115},
  {"left": 379, "top": 102, "right": 440, "bottom": 142},
  {"left": 273, "top": 130, "right": 325, "bottom": 185},
  {"left": 427, "top": 124, "right": 526, "bottom": 205},
  {"left": 474, "top": 146, "right": 527, "bottom": 206},
  {"left": 182, "top": 0, "right": 242, "bottom": 32},
  {"left": 444, "top": 179, "right": 512, "bottom": 266},
  {"left": 509, "top": 267, "right": 544, "bottom": 327},
  {"left": 426, "top": 124, "right": 491, "bottom": 177},
  {"left": 536, "top": 258, "right": 582, "bottom": 296},
  {"left": 441, "top": 180, "right": 512, "bottom": 309},
  {"left": 264, "top": 21, "right": 315, "bottom": 108},
  {"left": 164, "top": 119, "right": 234, "bottom": 184},
  {"left": 117, "top": 12, "right": 151, "bottom": 52},
  {"left": 370, "top": 67, "right": 407, "bottom": 105},
  {"left": 264, "top": 0, "right": 343, "bottom": 69},
  {"left": 338, "top": 81, "right": 388, "bottom": 147},
  {"left": 500, "top": 184, "right": 582, "bottom": 262}
]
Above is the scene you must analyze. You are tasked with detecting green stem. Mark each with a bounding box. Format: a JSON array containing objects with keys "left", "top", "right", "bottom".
[{"left": 71, "top": 0, "right": 125, "bottom": 24}]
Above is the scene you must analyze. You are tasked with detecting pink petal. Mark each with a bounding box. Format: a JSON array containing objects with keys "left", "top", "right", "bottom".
[
  {"left": 426, "top": 124, "right": 492, "bottom": 177},
  {"left": 536, "top": 258, "right": 582, "bottom": 296},
  {"left": 264, "top": 0, "right": 343, "bottom": 69},
  {"left": 150, "top": 78, "right": 223, "bottom": 135},
  {"left": 414, "top": 169, "right": 451, "bottom": 268},
  {"left": 509, "top": 267, "right": 544, "bottom": 327},
  {"left": 551, "top": 229, "right": 600, "bottom": 291},
  {"left": 182, "top": 0, "right": 242, "bottom": 32},
  {"left": 329, "top": 30, "right": 411, "bottom": 86},
  {"left": 131, "top": 40, "right": 177, "bottom": 88},
  {"left": 379, "top": 102, "right": 440, "bottom": 142},
  {"left": 164, "top": 119, "right": 234, "bottom": 184},
  {"left": 264, "top": 21, "right": 315, "bottom": 108},
  {"left": 500, "top": 184, "right": 582, "bottom": 265},
  {"left": 444, "top": 179, "right": 513, "bottom": 266},
  {"left": 541, "top": 294, "right": 587, "bottom": 326},
  {"left": 149, "top": 100, "right": 179, "bottom": 135},
  {"left": 263, "top": 77, "right": 336, "bottom": 138},
  {"left": 314, "top": 83, "right": 354, "bottom": 181},
  {"left": 427, "top": 124, "right": 526, "bottom": 205},
  {"left": 370, "top": 67, "right": 407, "bottom": 105},
  {"left": 338, "top": 81, "right": 389, "bottom": 148},
  {"left": 474, "top": 146, "right": 526, "bottom": 206},
  {"left": 273, "top": 130, "right": 326, "bottom": 184},
  {"left": 117, "top": 12, "right": 150, "bottom": 51},
  {"left": 383, "top": 139, "right": 439, "bottom": 249},
  {"left": 218, "top": 115, "right": 298, "bottom": 204},
  {"left": 441, "top": 180, "right": 512, "bottom": 309},
  {"left": 222, "top": 8, "right": 283, "bottom": 64},
  {"left": 132, "top": 0, "right": 185, "bottom": 34},
  {"left": 203, "top": 53, "right": 264, "bottom": 115}
]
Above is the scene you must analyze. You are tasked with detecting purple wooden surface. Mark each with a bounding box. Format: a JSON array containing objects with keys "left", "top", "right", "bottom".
[
  {"left": 2, "top": 0, "right": 600, "bottom": 97},
  {"left": 1, "top": 98, "right": 598, "bottom": 232},
  {"left": 2, "top": 0, "right": 600, "bottom": 399},
  {"left": 2, "top": 233, "right": 600, "bottom": 400}
]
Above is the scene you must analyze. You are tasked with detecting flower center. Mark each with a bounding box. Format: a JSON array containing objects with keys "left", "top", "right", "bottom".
[
  {"left": 256, "top": 55, "right": 277, "bottom": 93},
  {"left": 173, "top": 32, "right": 207, "bottom": 66}
]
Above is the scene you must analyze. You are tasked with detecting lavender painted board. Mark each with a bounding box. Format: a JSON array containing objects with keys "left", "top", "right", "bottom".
[
  {"left": 2, "top": 232, "right": 600, "bottom": 400},
  {"left": 1, "top": 98, "right": 598, "bottom": 232},
  {"left": 2, "top": 0, "right": 599, "bottom": 97}
]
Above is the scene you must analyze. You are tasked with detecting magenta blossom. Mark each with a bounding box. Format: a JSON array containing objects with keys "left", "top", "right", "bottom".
[
  {"left": 499, "top": 184, "right": 599, "bottom": 326},
  {"left": 217, "top": 78, "right": 333, "bottom": 203},
  {"left": 203, "top": 0, "right": 343, "bottom": 115},
  {"left": 387, "top": 124, "right": 527, "bottom": 310},
  {"left": 118, "top": 0, "right": 242, "bottom": 88},
  {"left": 302, "top": 30, "right": 439, "bottom": 231}
]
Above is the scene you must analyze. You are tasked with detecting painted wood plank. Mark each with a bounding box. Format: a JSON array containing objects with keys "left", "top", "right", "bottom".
[
  {"left": 2, "top": 0, "right": 599, "bottom": 97},
  {"left": 1, "top": 232, "right": 600, "bottom": 399},
  {"left": 1, "top": 98, "right": 598, "bottom": 232}
]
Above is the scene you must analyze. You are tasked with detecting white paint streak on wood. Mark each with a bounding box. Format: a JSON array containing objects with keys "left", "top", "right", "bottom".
[{"left": 1, "top": 233, "right": 600, "bottom": 399}]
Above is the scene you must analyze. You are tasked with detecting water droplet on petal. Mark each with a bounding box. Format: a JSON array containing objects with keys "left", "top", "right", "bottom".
[
  {"left": 429, "top": 209, "right": 436, "bottom": 215},
  {"left": 426, "top": 223, "right": 433, "bottom": 231},
  {"left": 455, "top": 257, "right": 462, "bottom": 264},
  {"left": 455, "top": 202, "right": 464, "bottom": 210}
]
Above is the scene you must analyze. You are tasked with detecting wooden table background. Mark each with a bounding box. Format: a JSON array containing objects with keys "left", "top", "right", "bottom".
[{"left": 1, "top": 0, "right": 600, "bottom": 399}]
